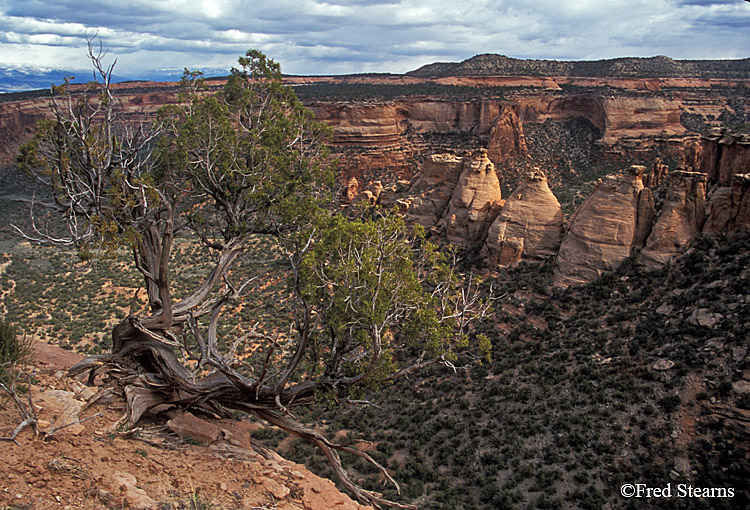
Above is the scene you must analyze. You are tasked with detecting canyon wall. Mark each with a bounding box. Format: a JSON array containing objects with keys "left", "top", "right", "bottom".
[{"left": 307, "top": 98, "right": 528, "bottom": 179}]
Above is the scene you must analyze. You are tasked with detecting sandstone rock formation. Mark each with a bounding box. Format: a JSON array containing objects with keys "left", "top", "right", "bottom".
[
  {"left": 643, "top": 157, "right": 670, "bottom": 188},
  {"left": 598, "top": 96, "right": 685, "bottom": 145},
  {"left": 487, "top": 105, "right": 528, "bottom": 163},
  {"left": 441, "top": 150, "right": 503, "bottom": 247},
  {"left": 634, "top": 188, "right": 656, "bottom": 249},
  {"left": 397, "top": 150, "right": 504, "bottom": 248},
  {"left": 351, "top": 180, "right": 384, "bottom": 205},
  {"left": 398, "top": 152, "right": 466, "bottom": 228},
  {"left": 481, "top": 168, "right": 563, "bottom": 266},
  {"left": 552, "top": 166, "right": 654, "bottom": 287},
  {"left": 699, "top": 129, "right": 750, "bottom": 184},
  {"left": 343, "top": 176, "right": 360, "bottom": 202},
  {"left": 641, "top": 170, "right": 707, "bottom": 268},
  {"left": 703, "top": 173, "right": 750, "bottom": 234}
]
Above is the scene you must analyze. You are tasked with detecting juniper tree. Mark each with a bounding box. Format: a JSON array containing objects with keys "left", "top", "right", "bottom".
[{"left": 15, "top": 40, "right": 491, "bottom": 508}]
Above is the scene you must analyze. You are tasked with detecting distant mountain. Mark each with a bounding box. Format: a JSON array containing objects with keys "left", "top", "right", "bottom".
[
  {"left": 0, "top": 65, "right": 230, "bottom": 94},
  {"left": 0, "top": 65, "right": 91, "bottom": 93},
  {"left": 408, "top": 54, "right": 750, "bottom": 79}
]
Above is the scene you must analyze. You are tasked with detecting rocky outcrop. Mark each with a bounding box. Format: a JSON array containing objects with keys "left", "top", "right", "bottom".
[
  {"left": 351, "top": 180, "right": 384, "bottom": 205},
  {"left": 552, "top": 166, "right": 653, "bottom": 287},
  {"left": 634, "top": 188, "right": 656, "bottom": 249},
  {"left": 397, "top": 150, "right": 503, "bottom": 248},
  {"left": 643, "top": 157, "right": 670, "bottom": 188},
  {"left": 703, "top": 173, "right": 750, "bottom": 234},
  {"left": 487, "top": 106, "right": 528, "bottom": 163},
  {"left": 399, "top": 153, "right": 465, "bottom": 228},
  {"left": 343, "top": 176, "right": 360, "bottom": 202},
  {"left": 699, "top": 129, "right": 750, "bottom": 184},
  {"left": 481, "top": 168, "right": 563, "bottom": 266},
  {"left": 441, "top": 150, "right": 503, "bottom": 247},
  {"left": 641, "top": 171, "right": 707, "bottom": 268}
]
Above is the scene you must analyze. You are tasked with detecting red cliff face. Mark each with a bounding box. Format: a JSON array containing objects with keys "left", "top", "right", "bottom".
[
  {"left": 0, "top": 99, "right": 49, "bottom": 170},
  {"left": 699, "top": 131, "right": 750, "bottom": 184},
  {"left": 308, "top": 98, "right": 528, "bottom": 179},
  {"left": 0, "top": 87, "right": 181, "bottom": 174},
  {"left": 703, "top": 173, "right": 750, "bottom": 234},
  {"left": 3, "top": 74, "right": 748, "bottom": 182},
  {"left": 487, "top": 106, "right": 528, "bottom": 163}
]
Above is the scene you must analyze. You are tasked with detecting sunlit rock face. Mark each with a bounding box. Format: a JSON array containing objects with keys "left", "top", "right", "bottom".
[
  {"left": 398, "top": 152, "right": 466, "bottom": 228},
  {"left": 481, "top": 168, "right": 563, "bottom": 267},
  {"left": 397, "top": 150, "right": 503, "bottom": 249},
  {"left": 441, "top": 149, "right": 504, "bottom": 248},
  {"left": 552, "top": 166, "right": 652, "bottom": 288}
]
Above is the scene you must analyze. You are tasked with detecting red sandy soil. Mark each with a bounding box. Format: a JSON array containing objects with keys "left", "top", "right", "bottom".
[{"left": 0, "top": 342, "right": 368, "bottom": 510}]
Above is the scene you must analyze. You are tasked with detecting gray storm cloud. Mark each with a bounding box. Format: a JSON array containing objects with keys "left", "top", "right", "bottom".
[{"left": 0, "top": 0, "right": 748, "bottom": 78}]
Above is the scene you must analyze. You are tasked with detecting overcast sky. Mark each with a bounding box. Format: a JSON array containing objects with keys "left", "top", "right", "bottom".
[{"left": 1, "top": 0, "right": 749, "bottom": 79}]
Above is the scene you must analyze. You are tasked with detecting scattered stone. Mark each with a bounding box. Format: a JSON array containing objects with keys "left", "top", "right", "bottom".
[
  {"left": 167, "top": 411, "right": 220, "bottom": 444},
  {"left": 732, "top": 380, "right": 750, "bottom": 396},
  {"left": 706, "top": 338, "right": 725, "bottom": 350},
  {"left": 259, "top": 476, "right": 291, "bottom": 500},
  {"left": 110, "top": 472, "right": 155, "bottom": 510},
  {"left": 674, "top": 457, "right": 690, "bottom": 475},
  {"left": 732, "top": 347, "right": 747, "bottom": 362},
  {"left": 655, "top": 303, "right": 673, "bottom": 315},
  {"left": 652, "top": 359, "right": 675, "bottom": 371},
  {"left": 33, "top": 389, "right": 86, "bottom": 435},
  {"left": 704, "top": 280, "right": 726, "bottom": 289},
  {"left": 688, "top": 308, "right": 724, "bottom": 328}
]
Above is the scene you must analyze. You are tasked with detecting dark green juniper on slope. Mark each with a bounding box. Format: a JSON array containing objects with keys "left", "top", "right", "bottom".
[{"left": 271, "top": 235, "right": 749, "bottom": 510}]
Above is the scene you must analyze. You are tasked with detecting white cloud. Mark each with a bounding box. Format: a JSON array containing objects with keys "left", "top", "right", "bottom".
[{"left": 0, "top": 0, "right": 748, "bottom": 79}]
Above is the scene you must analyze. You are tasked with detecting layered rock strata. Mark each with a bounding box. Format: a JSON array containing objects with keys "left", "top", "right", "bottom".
[
  {"left": 481, "top": 169, "right": 563, "bottom": 266},
  {"left": 552, "top": 166, "right": 654, "bottom": 287},
  {"left": 641, "top": 171, "right": 707, "bottom": 268}
]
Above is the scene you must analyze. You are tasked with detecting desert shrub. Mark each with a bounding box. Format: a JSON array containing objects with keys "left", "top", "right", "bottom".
[{"left": 0, "top": 318, "right": 33, "bottom": 382}]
